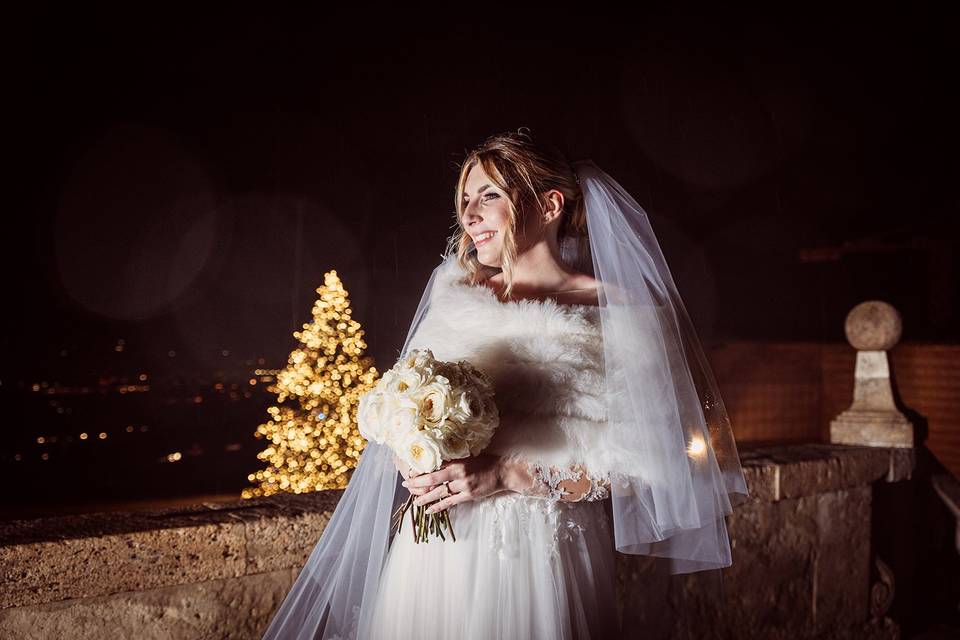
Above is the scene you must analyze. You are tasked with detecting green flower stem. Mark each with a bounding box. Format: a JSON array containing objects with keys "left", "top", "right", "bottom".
[
  {"left": 393, "top": 494, "right": 413, "bottom": 536},
  {"left": 409, "top": 500, "right": 417, "bottom": 542},
  {"left": 393, "top": 496, "right": 458, "bottom": 544},
  {"left": 445, "top": 510, "right": 456, "bottom": 542}
]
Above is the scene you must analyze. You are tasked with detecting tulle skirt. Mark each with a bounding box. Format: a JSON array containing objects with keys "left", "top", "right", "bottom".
[{"left": 366, "top": 492, "right": 620, "bottom": 640}]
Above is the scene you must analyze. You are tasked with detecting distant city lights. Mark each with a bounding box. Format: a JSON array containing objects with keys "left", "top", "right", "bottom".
[{"left": 11, "top": 345, "right": 277, "bottom": 470}]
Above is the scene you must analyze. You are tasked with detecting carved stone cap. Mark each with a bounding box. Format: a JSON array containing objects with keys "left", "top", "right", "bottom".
[{"left": 844, "top": 300, "right": 902, "bottom": 351}]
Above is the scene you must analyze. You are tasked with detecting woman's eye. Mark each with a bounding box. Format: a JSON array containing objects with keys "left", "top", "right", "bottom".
[{"left": 462, "top": 193, "right": 499, "bottom": 208}]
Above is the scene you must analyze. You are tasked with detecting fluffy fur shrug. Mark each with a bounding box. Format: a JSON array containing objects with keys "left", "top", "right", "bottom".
[{"left": 404, "top": 259, "right": 627, "bottom": 476}]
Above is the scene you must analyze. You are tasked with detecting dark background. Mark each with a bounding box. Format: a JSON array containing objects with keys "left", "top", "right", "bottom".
[{"left": 5, "top": 5, "right": 958, "bottom": 512}]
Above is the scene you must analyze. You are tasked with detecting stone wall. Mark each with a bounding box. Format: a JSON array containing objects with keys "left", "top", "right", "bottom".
[
  {"left": 706, "top": 341, "right": 960, "bottom": 474},
  {"left": 617, "top": 444, "right": 913, "bottom": 639},
  {"left": 0, "top": 444, "right": 913, "bottom": 639}
]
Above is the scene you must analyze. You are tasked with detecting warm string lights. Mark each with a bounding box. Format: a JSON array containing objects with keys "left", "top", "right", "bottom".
[{"left": 242, "top": 270, "right": 380, "bottom": 499}]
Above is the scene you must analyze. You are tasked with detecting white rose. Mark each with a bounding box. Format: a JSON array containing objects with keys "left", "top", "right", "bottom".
[
  {"left": 417, "top": 378, "right": 452, "bottom": 427},
  {"left": 384, "top": 396, "right": 420, "bottom": 442},
  {"left": 396, "top": 430, "right": 443, "bottom": 474},
  {"left": 437, "top": 430, "right": 471, "bottom": 460},
  {"left": 402, "top": 348, "right": 435, "bottom": 371},
  {"left": 377, "top": 369, "right": 403, "bottom": 394},
  {"left": 397, "top": 365, "right": 432, "bottom": 396},
  {"left": 449, "top": 387, "right": 485, "bottom": 423},
  {"left": 357, "top": 390, "right": 391, "bottom": 443},
  {"left": 465, "top": 426, "right": 493, "bottom": 457}
]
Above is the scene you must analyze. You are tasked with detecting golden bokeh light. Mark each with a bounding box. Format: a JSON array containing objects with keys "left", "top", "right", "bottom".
[
  {"left": 242, "top": 269, "right": 380, "bottom": 499},
  {"left": 687, "top": 434, "right": 707, "bottom": 457}
]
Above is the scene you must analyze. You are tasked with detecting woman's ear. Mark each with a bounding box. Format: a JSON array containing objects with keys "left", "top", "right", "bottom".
[{"left": 542, "top": 189, "right": 565, "bottom": 224}]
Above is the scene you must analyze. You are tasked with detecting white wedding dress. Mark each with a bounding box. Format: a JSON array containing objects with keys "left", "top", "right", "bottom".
[{"left": 366, "top": 259, "right": 622, "bottom": 640}]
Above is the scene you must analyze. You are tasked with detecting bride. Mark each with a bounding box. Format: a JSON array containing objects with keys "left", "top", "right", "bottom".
[{"left": 260, "top": 129, "right": 749, "bottom": 640}]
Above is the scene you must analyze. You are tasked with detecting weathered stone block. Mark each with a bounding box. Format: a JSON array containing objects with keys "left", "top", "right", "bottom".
[
  {"left": 0, "top": 522, "right": 247, "bottom": 608},
  {"left": 0, "top": 568, "right": 297, "bottom": 640},
  {"left": 243, "top": 501, "right": 335, "bottom": 574}
]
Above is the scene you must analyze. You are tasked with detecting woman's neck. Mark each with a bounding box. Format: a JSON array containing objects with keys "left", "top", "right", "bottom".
[
  {"left": 482, "top": 251, "right": 600, "bottom": 306},
  {"left": 492, "top": 241, "right": 579, "bottom": 293}
]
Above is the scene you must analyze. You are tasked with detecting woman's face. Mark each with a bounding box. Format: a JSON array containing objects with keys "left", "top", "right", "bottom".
[{"left": 460, "top": 163, "right": 512, "bottom": 267}]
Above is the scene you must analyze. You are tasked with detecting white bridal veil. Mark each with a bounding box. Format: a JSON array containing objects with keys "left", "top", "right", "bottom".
[{"left": 261, "top": 159, "right": 750, "bottom": 639}]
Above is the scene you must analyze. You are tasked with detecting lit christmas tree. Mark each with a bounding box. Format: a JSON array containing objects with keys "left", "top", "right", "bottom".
[{"left": 242, "top": 270, "right": 380, "bottom": 499}]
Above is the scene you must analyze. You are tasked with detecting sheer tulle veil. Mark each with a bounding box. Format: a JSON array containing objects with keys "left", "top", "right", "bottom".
[{"left": 260, "top": 160, "right": 750, "bottom": 639}]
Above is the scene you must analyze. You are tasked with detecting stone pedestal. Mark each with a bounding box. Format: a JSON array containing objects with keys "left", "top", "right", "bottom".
[{"left": 830, "top": 301, "right": 913, "bottom": 448}]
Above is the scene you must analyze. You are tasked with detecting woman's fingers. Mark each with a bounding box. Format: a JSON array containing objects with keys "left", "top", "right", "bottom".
[
  {"left": 425, "top": 491, "right": 470, "bottom": 514},
  {"left": 412, "top": 483, "right": 447, "bottom": 506},
  {"left": 403, "top": 469, "right": 447, "bottom": 489},
  {"left": 401, "top": 465, "right": 469, "bottom": 501}
]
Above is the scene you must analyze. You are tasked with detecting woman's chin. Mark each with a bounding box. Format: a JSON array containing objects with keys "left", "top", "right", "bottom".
[{"left": 476, "top": 250, "right": 501, "bottom": 268}]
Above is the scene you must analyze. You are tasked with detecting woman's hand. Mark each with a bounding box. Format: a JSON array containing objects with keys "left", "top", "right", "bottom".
[
  {"left": 393, "top": 453, "right": 433, "bottom": 498},
  {"left": 401, "top": 453, "right": 505, "bottom": 514}
]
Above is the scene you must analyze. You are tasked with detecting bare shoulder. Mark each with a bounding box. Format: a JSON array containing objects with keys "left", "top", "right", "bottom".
[
  {"left": 560, "top": 273, "right": 603, "bottom": 307},
  {"left": 482, "top": 270, "right": 608, "bottom": 306},
  {"left": 564, "top": 273, "right": 642, "bottom": 307},
  {"left": 485, "top": 272, "right": 505, "bottom": 286},
  {"left": 480, "top": 272, "right": 505, "bottom": 294},
  {"left": 568, "top": 273, "right": 602, "bottom": 290}
]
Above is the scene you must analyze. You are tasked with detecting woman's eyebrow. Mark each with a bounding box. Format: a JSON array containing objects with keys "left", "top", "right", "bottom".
[{"left": 463, "top": 184, "right": 493, "bottom": 200}]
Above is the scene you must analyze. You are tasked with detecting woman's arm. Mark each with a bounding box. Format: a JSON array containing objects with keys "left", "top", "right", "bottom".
[{"left": 497, "top": 457, "right": 611, "bottom": 502}]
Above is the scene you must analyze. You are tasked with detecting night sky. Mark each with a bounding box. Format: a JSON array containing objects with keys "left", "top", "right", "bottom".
[
  {"left": 5, "top": 5, "right": 958, "bottom": 508},
  {"left": 12, "top": 5, "right": 960, "bottom": 369}
]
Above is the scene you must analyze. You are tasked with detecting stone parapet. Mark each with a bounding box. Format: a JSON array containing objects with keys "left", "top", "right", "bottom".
[{"left": 0, "top": 443, "right": 911, "bottom": 639}]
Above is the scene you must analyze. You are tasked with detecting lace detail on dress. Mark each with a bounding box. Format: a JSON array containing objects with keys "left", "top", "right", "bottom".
[
  {"left": 521, "top": 461, "right": 611, "bottom": 502},
  {"left": 486, "top": 493, "right": 611, "bottom": 561},
  {"left": 488, "top": 494, "right": 557, "bottom": 560}
]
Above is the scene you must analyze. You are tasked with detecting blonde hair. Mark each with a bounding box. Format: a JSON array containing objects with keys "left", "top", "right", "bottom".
[{"left": 446, "top": 127, "right": 586, "bottom": 302}]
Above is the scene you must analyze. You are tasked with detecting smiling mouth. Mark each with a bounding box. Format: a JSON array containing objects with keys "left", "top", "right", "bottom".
[{"left": 474, "top": 231, "right": 497, "bottom": 247}]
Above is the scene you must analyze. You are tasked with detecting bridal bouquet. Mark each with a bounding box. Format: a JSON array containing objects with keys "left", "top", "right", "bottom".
[{"left": 358, "top": 348, "right": 499, "bottom": 543}]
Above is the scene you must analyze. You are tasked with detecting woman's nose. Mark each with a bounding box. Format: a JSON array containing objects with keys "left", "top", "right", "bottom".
[{"left": 462, "top": 203, "right": 481, "bottom": 225}]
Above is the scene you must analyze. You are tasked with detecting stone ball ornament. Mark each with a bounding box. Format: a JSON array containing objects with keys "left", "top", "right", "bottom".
[{"left": 844, "top": 300, "right": 902, "bottom": 351}]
